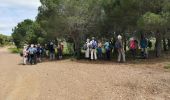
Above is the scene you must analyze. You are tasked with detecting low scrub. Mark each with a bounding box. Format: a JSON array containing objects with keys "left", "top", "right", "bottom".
[
  {"left": 164, "top": 64, "right": 170, "bottom": 69},
  {"left": 8, "top": 47, "right": 22, "bottom": 54}
]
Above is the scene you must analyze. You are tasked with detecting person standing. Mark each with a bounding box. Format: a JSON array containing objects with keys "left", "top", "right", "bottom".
[
  {"left": 110, "top": 38, "right": 115, "bottom": 55},
  {"left": 85, "top": 38, "right": 91, "bottom": 59},
  {"left": 90, "top": 37, "right": 98, "bottom": 60},
  {"left": 49, "top": 42, "right": 55, "bottom": 60},
  {"left": 129, "top": 37, "right": 136, "bottom": 58},
  {"left": 28, "top": 44, "right": 37, "bottom": 65},
  {"left": 36, "top": 44, "right": 42, "bottom": 62},
  {"left": 140, "top": 35, "right": 148, "bottom": 58},
  {"left": 33, "top": 45, "right": 38, "bottom": 64},
  {"left": 104, "top": 40, "right": 111, "bottom": 60},
  {"left": 97, "top": 40, "right": 103, "bottom": 60},
  {"left": 115, "top": 35, "right": 126, "bottom": 63},
  {"left": 57, "top": 42, "right": 64, "bottom": 60},
  {"left": 23, "top": 45, "right": 28, "bottom": 65}
]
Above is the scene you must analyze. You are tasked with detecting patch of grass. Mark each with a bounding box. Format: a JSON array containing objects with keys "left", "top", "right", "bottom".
[
  {"left": 8, "top": 47, "right": 22, "bottom": 54},
  {"left": 164, "top": 64, "right": 170, "bottom": 69}
]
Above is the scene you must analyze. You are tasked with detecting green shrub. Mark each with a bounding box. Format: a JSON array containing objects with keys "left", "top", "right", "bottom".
[
  {"left": 8, "top": 47, "right": 22, "bottom": 54},
  {"left": 164, "top": 64, "right": 170, "bottom": 69}
]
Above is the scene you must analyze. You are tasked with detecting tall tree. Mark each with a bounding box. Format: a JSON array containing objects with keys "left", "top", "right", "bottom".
[{"left": 12, "top": 19, "right": 45, "bottom": 48}]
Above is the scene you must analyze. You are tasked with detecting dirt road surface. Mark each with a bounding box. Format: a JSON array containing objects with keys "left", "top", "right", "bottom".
[{"left": 0, "top": 47, "right": 170, "bottom": 100}]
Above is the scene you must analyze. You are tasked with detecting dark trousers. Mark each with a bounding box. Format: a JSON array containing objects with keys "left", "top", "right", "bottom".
[
  {"left": 29, "top": 54, "right": 36, "bottom": 65},
  {"left": 131, "top": 49, "right": 136, "bottom": 58},
  {"left": 97, "top": 48, "right": 102, "bottom": 60},
  {"left": 106, "top": 49, "right": 111, "bottom": 60}
]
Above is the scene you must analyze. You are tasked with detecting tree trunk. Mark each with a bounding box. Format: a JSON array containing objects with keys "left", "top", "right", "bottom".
[
  {"left": 73, "top": 39, "right": 81, "bottom": 59},
  {"left": 155, "top": 32, "right": 162, "bottom": 57},
  {"left": 124, "top": 39, "right": 127, "bottom": 52},
  {"left": 168, "top": 39, "right": 170, "bottom": 50},
  {"left": 163, "top": 37, "right": 167, "bottom": 51},
  {"left": 72, "top": 31, "right": 81, "bottom": 59}
]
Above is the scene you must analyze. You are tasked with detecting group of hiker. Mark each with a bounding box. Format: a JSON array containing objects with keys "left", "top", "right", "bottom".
[
  {"left": 21, "top": 34, "right": 150, "bottom": 64},
  {"left": 84, "top": 34, "right": 149, "bottom": 63},
  {"left": 22, "top": 41, "right": 64, "bottom": 65}
]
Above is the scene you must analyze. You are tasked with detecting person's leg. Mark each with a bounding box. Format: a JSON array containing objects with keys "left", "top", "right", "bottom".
[
  {"left": 28, "top": 56, "right": 30, "bottom": 64},
  {"left": 91, "top": 49, "right": 94, "bottom": 60},
  {"left": 131, "top": 49, "right": 135, "bottom": 58},
  {"left": 34, "top": 54, "right": 37, "bottom": 64},
  {"left": 98, "top": 49, "right": 102, "bottom": 60},
  {"left": 30, "top": 54, "right": 34, "bottom": 65},
  {"left": 49, "top": 53, "right": 52, "bottom": 60},
  {"left": 53, "top": 53, "right": 55, "bottom": 60},
  {"left": 23, "top": 57, "right": 26, "bottom": 65},
  {"left": 141, "top": 48, "right": 145, "bottom": 58},
  {"left": 58, "top": 51, "right": 61, "bottom": 59},
  {"left": 106, "top": 49, "right": 109, "bottom": 60},
  {"left": 118, "top": 50, "right": 121, "bottom": 62},
  {"left": 122, "top": 50, "right": 126, "bottom": 62},
  {"left": 144, "top": 48, "right": 148, "bottom": 58},
  {"left": 61, "top": 51, "right": 63, "bottom": 59},
  {"left": 85, "top": 49, "right": 88, "bottom": 58},
  {"left": 108, "top": 49, "right": 111, "bottom": 60},
  {"left": 134, "top": 49, "right": 137, "bottom": 58},
  {"left": 94, "top": 49, "right": 97, "bottom": 60},
  {"left": 145, "top": 48, "right": 148, "bottom": 58},
  {"left": 27, "top": 54, "right": 30, "bottom": 63},
  {"left": 39, "top": 54, "right": 42, "bottom": 62}
]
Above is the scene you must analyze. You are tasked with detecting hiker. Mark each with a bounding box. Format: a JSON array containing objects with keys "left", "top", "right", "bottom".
[
  {"left": 129, "top": 37, "right": 136, "bottom": 58},
  {"left": 23, "top": 45, "right": 28, "bottom": 65},
  {"left": 84, "top": 38, "right": 91, "bottom": 59},
  {"left": 36, "top": 44, "right": 43, "bottom": 62},
  {"left": 26, "top": 45, "right": 31, "bottom": 63},
  {"left": 90, "top": 37, "right": 98, "bottom": 60},
  {"left": 57, "top": 42, "right": 64, "bottom": 60},
  {"left": 104, "top": 40, "right": 111, "bottom": 60},
  {"left": 28, "top": 44, "right": 37, "bottom": 65},
  {"left": 49, "top": 42, "right": 55, "bottom": 60},
  {"left": 110, "top": 38, "right": 115, "bottom": 55},
  {"left": 34, "top": 45, "right": 38, "bottom": 64},
  {"left": 115, "top": 35, "right": 126, "bottom": 63},
  {"left": 97, "top": 40, "right": 103, "bottom": 60},
  {"left": 140, "top": 35, "right": 148, "bottom": 59}
]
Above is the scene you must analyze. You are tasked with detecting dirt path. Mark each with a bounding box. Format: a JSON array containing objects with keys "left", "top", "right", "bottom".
[{"left": 0, "top": 47, "right": 170, "bottom": 100}]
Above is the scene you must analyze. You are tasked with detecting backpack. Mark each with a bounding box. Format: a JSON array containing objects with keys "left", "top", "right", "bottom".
[
  {"left": 37, "top": 47, "right": 41, "bottom": 54},
  {"left": 130, "top": 41, "right": 135, "bottom": 49},
  {"left": 115, "top": 41, "right": 121, "bottom": 49},
  {"left": 92, "top": 41, "right": 97, "bottom": 49},
  {"left": 148, "top": 40, "right": 152, "bottom": 48},
  {"left": 104, "top": 42, "right": 110, "bottom": 50},
  {"left": 29, "top": 48, "right": 34, "bottom": 55},
  {"left": 49, "top": 45, "right": 55, "bottom": 52},
  {"left": 83, "top": 44, "right": 88, "bottom": 50}
]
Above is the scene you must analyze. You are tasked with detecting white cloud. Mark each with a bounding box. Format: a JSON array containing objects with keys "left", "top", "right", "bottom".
[{"left": 0, "top": 0, "right": 41, "bottom": 35}]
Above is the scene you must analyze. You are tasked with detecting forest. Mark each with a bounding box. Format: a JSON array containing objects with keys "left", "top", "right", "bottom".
[{"left": 12, "top": 0, "right": 170, "bottom": 58}]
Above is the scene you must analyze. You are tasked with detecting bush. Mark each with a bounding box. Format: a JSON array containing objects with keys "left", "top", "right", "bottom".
[
  {"left": 8, "top": 47, "right": 22, "bottom": 54},
  {"left": 164, "top": 64, "right": 170, "bottom": 69}
]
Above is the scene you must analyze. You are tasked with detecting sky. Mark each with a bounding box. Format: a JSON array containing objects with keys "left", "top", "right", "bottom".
[{"left": 0, "top": 0, "right": 41, "bottom": 36}]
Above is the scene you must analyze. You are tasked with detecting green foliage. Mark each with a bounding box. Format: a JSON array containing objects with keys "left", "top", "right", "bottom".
[
  {"left": 8, "top": 47, "right": 22, "bottom": 53},
  {"left": 138, "top": 12, "right": 167, "bottom": 32},
  {"left": 0, "top": 34, "right": 12, "bottom": 46},
  {"left": 12, "top": 19, "right": 46, "bottom": 48},
  {"left": 10, "top": 0, "right": 170, "bottom": 58},
  {"left": 164, "top": 64, "right": 170, "bottom": 69}
]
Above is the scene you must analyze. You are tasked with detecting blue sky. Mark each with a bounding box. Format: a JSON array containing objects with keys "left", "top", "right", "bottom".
[{"left": 0, "top": 0, "right": 41, "bottom": 36}]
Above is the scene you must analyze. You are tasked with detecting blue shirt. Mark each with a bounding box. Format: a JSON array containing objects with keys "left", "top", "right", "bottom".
[
  {"left": 104, "top": 42, "right": 110, "bottom": 50},
  {"left": 140, "top": 39, "right": 147, "bottom": 48},
  {"left": 28, "top": 47, "right": 37, "bottom": 54}
]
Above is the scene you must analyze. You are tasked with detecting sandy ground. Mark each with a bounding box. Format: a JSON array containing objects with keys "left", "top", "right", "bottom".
[{"left": 0, "top": 47, "right": 170, "bottom": 100}]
